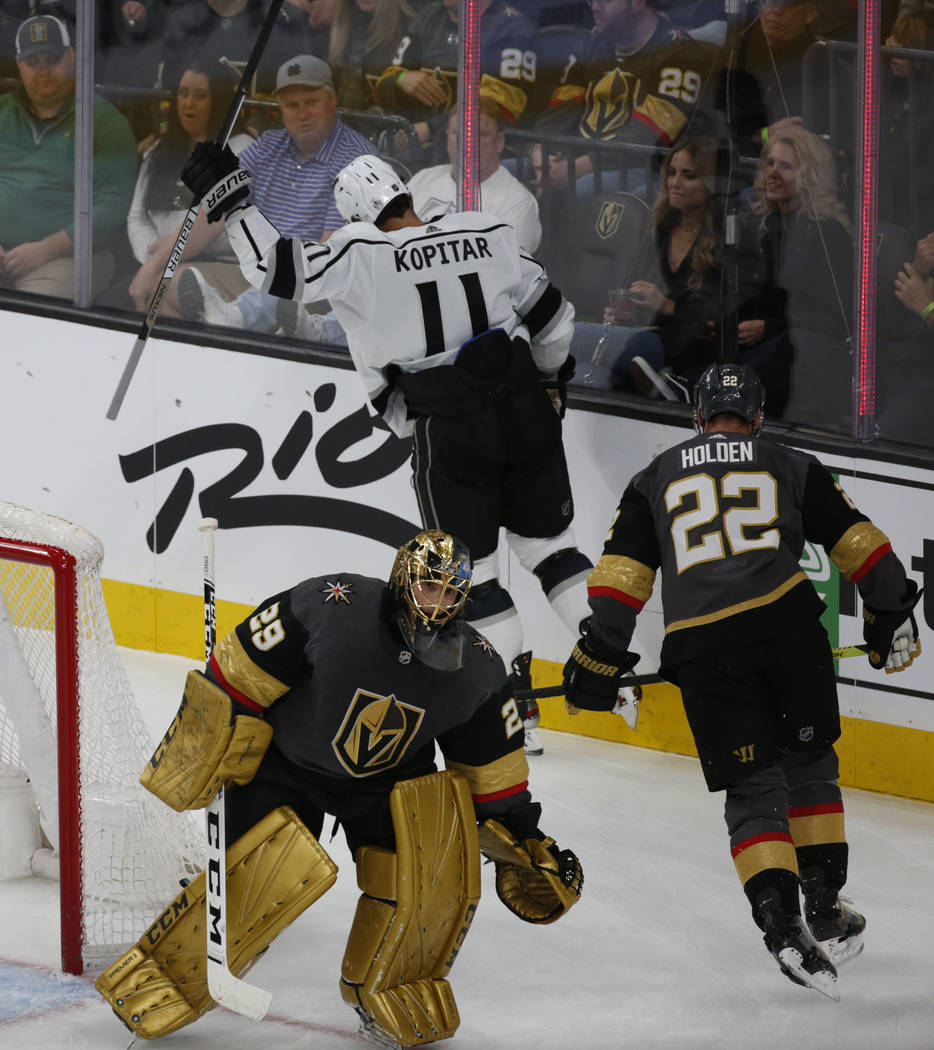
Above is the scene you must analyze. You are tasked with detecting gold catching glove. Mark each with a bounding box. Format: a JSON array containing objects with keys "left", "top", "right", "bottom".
[{"left": 478, "top": 817, "right": 583, "bottom": 925}]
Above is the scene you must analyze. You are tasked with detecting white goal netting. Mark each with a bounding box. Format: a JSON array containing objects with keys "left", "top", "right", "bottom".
[{"left": 0, "top": 501, "right": 200, "bottom": 973}]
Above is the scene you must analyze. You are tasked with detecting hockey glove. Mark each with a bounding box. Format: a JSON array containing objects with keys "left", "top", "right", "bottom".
[
  {"left": 863, "top": 581, "right": 923, "bottom": 673},
  {"left": 478, "top": 813, "right": 582, "bottom": 925},
  {"left": 181, "top": 141, "right": 252, "bottom": 222},
  {"left": 563, "top": 633, "right": 638, "bottom": 712},
  {"left": 542, "top": 355, "right": 576, "bottom": 418}
]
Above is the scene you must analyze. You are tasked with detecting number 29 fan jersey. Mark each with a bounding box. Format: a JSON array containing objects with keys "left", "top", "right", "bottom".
[{"left": 225, "top": 205, "right": 575, "bottom": 436}]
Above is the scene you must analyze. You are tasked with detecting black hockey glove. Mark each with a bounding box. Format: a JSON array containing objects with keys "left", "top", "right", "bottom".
[
  {"left": 563, "top": 633, "right": 638, "bottom": 712},
  {"left": 863, "top": 580, "right": 923, "bottom": 673},
  {"left": 542, "top": 355, "right": 576, "bottom": 418},
  {"left": 181, "top": 141, "right": 252, "bottom": 223}
]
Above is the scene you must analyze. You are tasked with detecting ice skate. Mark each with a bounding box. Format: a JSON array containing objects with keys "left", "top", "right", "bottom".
[
  {"left": 523, "top": 718, "right": 544, "bottom": 757},
  {"left": 353, "top": 1007, "right": 405, "bottom": 1049},
  {"left": 805, "top": 887, "right": 866, "bottom": 966},
  {"left": 761, "top": 907, "right": 839, "bottom": 1000}
]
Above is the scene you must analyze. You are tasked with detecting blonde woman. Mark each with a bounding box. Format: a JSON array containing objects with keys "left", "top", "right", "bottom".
[{"left": 743, "top": 125, "right": 853, "bottom": 427}]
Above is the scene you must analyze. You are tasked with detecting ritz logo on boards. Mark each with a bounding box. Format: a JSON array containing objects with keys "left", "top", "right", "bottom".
[{"left": 118, "top": 381, "right": 418, "bottom": 553}]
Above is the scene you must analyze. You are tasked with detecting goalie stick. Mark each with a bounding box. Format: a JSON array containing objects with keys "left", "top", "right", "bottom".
[
  {"left": 104, "top": 0, "right": 285, "bottom": 422},
  {"left": 200, "top": 517, "right": 273, "bottom": 1021},
  {"left": 514, "top": 643, "right": 871, "bottom": 704}
]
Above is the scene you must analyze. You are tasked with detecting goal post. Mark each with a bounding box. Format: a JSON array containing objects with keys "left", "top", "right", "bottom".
[{"left": 0, "top": 501, "right": 200, "bottom": 975}]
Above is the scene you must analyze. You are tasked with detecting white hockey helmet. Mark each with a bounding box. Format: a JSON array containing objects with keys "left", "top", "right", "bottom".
[{"left": 333, "top": 154, "right": 408, "bottom": 224}]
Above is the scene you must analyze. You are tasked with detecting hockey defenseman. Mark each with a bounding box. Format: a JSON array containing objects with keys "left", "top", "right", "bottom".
[
  {"left": 563, "top": 363, "right": 922, "bottom": 998},
  {"left": 179, "top": 146, "right": 603, "bottom": 758},
  {"left": 95, "top": 530, "right": 582, "bottom": 1046}
]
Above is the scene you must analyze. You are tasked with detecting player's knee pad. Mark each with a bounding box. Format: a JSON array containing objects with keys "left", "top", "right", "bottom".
[
  {"left": 340, "top": 770, "right": 481, "bottom": 1047},
  {"left": 96, "top": 806, "right": 337, "bottom": 1040}
]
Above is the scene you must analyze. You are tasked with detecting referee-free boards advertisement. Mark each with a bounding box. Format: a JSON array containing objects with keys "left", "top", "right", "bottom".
[{"left": 3, "top": 308, "right": 933, "bottom": 797}]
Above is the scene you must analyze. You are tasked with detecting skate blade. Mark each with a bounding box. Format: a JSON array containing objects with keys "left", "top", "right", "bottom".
[
  {"left": 777, "top": 947, "right": 840, "bottom": 1001},
  {"left": 355, "top": 1010, "right": 404, "bottom": 1049},
  {"left": 820, "top": 932, "right": 865, "bottom": 967}
]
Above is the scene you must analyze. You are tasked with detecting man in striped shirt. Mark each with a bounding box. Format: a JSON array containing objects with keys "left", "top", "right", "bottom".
[{"left": 178, "top": 54, "right": 373, "bottom": 329}]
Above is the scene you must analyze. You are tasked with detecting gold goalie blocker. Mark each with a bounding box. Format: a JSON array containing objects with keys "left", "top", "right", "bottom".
[{"left": 98, "top": 674, "right": 582, "bottom": 1046}]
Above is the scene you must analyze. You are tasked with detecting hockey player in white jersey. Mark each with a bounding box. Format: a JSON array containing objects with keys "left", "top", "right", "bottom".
[{"left": 181, "top": 145, "right": 607, "bottom": 756}]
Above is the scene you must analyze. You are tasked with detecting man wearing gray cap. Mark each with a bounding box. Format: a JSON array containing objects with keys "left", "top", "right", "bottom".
[
  {"left": 178, "top": 53, "right": 373, "bottom": 329},
  {"left": 0, "top": 13, "right": 137, "bottom": 299}
]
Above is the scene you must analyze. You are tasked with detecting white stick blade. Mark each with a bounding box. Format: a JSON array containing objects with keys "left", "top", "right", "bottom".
[{"left": 207, "top": 959, "right": 272, "bottom": 1020}]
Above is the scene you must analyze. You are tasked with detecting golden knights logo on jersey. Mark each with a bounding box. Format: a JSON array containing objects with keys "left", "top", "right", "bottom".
[
  {"left": 332, "top": 688, "right": 425, "bottom": 777},
  {"left": 583, "top": 69, "right": 634, "bottom": 138}
]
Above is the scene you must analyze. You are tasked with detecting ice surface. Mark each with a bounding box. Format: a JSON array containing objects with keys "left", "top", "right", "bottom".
[{"left": 1, "top": 649, "right": 932, "bottom": 1050}]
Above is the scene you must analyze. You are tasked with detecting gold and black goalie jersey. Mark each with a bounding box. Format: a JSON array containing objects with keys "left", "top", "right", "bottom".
[{"left": 207, "top": 573, "right": 531, "bottom": 817}]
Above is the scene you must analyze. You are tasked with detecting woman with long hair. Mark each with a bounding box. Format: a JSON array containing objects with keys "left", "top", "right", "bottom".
[
  {"left": 126, "top": 61, "right": 254, "bottom": 316},
  {"left": 581, "top": 136, "right": 722, "bottom": 397},
  {"left": 740, "top": 124, "right": 853, "bottom": 424},
  {"left": 328, "top": 0, "right": 411, "bottom": 110}
]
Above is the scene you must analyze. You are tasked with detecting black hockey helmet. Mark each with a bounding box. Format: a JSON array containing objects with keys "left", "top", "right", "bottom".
[
  {"left": 693, "top": 363, "right": 764, "bottom": 434},
  {"left": 389, "top": 529, "right": 472, "bottom": 644}
]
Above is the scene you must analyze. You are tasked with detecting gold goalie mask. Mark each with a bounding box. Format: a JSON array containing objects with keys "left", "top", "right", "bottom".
[{"left": 389, "top": 530, "right": 472, "bottom": 671}]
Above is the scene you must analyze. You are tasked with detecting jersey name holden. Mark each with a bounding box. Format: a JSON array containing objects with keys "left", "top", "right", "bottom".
[
  {"left": 394, "top": 236, "right": 493, "bottom": 272},
  {"left": 681, "top": 441, "right": 754, "bottom": 469}
]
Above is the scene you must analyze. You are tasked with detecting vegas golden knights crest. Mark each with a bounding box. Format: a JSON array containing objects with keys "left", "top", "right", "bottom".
[
  {"left": 333, "top": 689, "right": 425, "bottom": 777},
  {"left": 583, "top": 69, "right": 634, "bottom": 139},
  {"left": 595, "top": 199, "right": 627, "bottom": 240}
]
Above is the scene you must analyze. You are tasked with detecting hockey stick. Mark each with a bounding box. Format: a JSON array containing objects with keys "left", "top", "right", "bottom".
[
  {"left": 200, "top": 517, "right": 273, "bottom": 1020},
  {"left": 104, "top": 0, "right": 285, "bottom": 422},
  {"left": 515, "top": 643, "right": 870, "bottom": 703}
]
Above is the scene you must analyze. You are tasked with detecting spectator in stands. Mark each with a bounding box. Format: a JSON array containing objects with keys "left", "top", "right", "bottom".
[
  {"left": 530, "top": 0, "right": 718, "bottom": 197},
  {"left": 374, "top": 0, "right": 538, "bottom": 166},
  {"left": 277, "top": 75, "right": 542, "bottom": 343},
  {"left": 744, "top": 125, "right": 852, "bottom": 427},
  {"left": 408, "top": 77, "right": 541, "bottom": 249},
  {"left": 327, "top": 0, "right": 412, "bottom": 110},
  {"left": 569, "top": 136, "right": 722, "bottom": 398},
  {"left": 725, "top": 0, "right": 842, "bottom": 159},
  {"left": 0, "top": 14, "right": 137, "bottom": 300},
  {"left": 878, "top": 9, "right": 934, "bottom": 239},
  {"left": 126, "top": 62, "right": 253, "bottom": 318},
  {"left": 159, "top": 0, "right": 315, "bottom": 97},
  {"left": 178, "top": 54, "right": 372, "bottom": 329},
  {"left": 893, "top": 254, "right": 934, "bottom": 327}
]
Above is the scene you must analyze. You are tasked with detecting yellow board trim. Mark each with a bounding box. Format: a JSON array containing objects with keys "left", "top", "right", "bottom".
[{"left": 531, "top": 657, "right": 934, "bottom": 805}]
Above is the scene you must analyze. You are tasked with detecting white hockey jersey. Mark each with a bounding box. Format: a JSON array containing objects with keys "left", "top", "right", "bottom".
[{"left": 225, "top": 205, "right": 575, "bottom": 436}]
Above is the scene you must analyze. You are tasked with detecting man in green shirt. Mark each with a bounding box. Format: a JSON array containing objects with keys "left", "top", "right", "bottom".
[{"left": 0, "top": 14, "right": 138, "bottom": 300}]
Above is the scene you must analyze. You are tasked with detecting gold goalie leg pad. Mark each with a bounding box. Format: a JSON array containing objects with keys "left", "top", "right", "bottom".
[
  {"left": 96, "top": 806, "right": 337, "bottom": 1039},
  {"left": 340, "top": 770, "right": 481, "bottom": 1047}
]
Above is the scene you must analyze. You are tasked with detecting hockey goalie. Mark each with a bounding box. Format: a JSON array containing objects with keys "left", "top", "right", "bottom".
[{"left": 95, "top": 530, "right": 583, "bottom": 1047}]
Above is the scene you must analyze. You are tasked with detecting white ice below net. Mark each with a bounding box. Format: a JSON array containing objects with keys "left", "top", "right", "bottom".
[{"left": 0, "top": 501, "right": 201, "bottom": 969}]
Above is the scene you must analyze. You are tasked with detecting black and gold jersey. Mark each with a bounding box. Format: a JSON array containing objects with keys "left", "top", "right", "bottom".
[
  {"left": 208, "top": 573, "right": 530, "bottom": 818},
  {"left": 375, "top": 0, "right": 538, "bottom": 123},
  {"left": 541, "top": 17, "right": 719, "bottom": 148},
  {"left": 587, "top": 432, "right": 912, "bottom": 669}
]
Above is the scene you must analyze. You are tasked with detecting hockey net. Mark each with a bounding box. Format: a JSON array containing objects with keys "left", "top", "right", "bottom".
[{"left": 0, "top": 501, "right": 200, "bottom": 974}]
